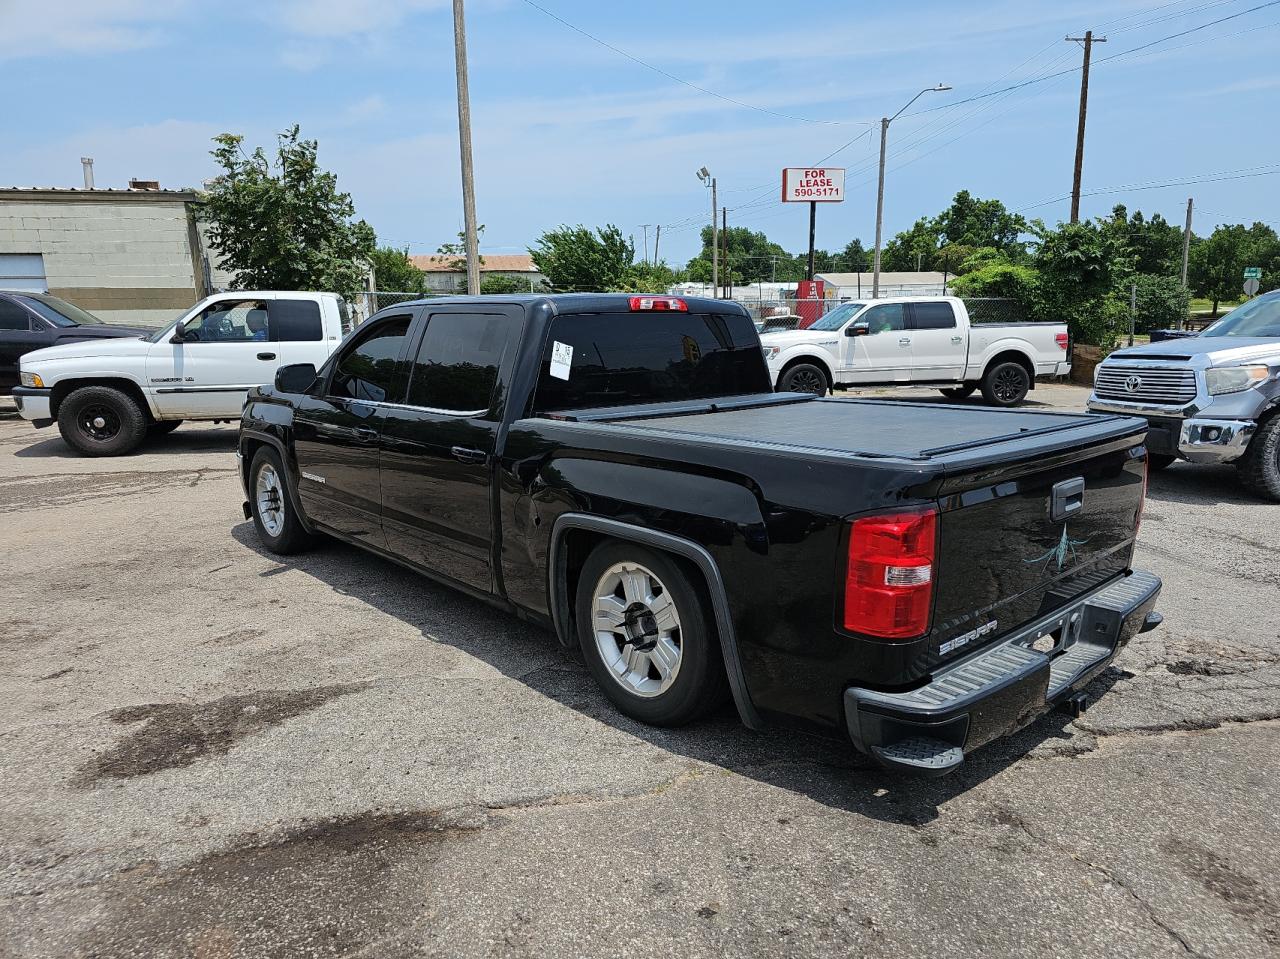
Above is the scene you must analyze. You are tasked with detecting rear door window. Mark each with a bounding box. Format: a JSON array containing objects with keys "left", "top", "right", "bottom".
[
  {"left": 911, "top": 302, "right": 957, "bottom": 330},
  {"left": 271, "top": 299, "right": 324, "bottom": 342},
  {"left": 406, "top": 311, "right": 521, "bottom": 414}
]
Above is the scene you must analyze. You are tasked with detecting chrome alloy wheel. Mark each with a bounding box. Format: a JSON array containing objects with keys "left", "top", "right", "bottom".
[
  {"left": 591, "top": 561, "right": 683, "bottom": 698},
  {"left": 255, "top": 463, "right": 286, "bottom": 537}
]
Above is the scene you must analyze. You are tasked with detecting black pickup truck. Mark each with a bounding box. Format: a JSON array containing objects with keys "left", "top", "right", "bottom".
[{"left": 238, "top": 294, "right": 1163, "bottom": 776}]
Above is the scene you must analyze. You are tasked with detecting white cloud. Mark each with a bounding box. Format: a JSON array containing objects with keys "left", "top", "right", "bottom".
[{"left": 0, "top": 0, "right": 187, "bottom": 60}]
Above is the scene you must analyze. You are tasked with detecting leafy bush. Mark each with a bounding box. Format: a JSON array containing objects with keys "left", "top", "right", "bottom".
[
  {"left": 949, "top": 262, "right": 1039, "bottom": 301},
  {"left": 1129, "top": 274, "right": 1190, "bottom": 332}
]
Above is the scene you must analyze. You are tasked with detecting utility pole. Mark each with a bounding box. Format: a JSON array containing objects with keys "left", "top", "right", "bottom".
[
  {"left": 653, "top": 224, "right": 660, "bottom": 266},
  {"left": 1066, "top": 30, "right": 1105, "bottom": 224},
  {"left": 711, "top": 179, "right": 718, "bottom": 296},
  {"left": 722, "top": 206, "right": 730, "bottom": 299},
  {"left": 1179, "top": 197, "right": 1193, "bottom": 330},
  {"left": 451, "top": 0, "right": 481, "bottom": 295},
  {"left": 640, "top": 224, "right": 650, "bottom": 266},
  {"left": 1180, "top": 197, "right": 1194, "bottom": 287}
]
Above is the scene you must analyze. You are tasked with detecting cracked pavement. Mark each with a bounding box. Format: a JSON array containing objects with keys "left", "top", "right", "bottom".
[{"left": 0, "top": 383, "right": 1277, "bottom": 958}]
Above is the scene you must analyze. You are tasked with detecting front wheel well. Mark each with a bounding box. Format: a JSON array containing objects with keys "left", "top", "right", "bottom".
[
  {"left": 50, "top": 378, "right": 152, "bottom": 422},
  {"left": 982, "top": 350, "right": 1035, "bottom": 389},
  {"left": 777, "top": 355, "right": 832, "bottom": 391}
]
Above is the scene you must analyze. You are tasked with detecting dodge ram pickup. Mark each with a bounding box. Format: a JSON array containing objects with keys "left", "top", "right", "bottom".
[
  {"left": 12, "top": 291, "right": 351, "bottom": 456},
  {"left": 239, "top": 293, "right": 1162, "bottom": 776},
  {"left": 761, "top": 296, "right": 1071, "bottom": 406},
  {"left": 1088, "top": 289, "right": 1280, "bottom": 500}
]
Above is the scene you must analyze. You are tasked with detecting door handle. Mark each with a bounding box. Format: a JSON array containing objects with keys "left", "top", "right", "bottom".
[
  {"left": 950, "top": 336, "right": 963, "bottom": 344},
  {"left": 898, "top": 337, "right": 911, "bottom": 346},
  {"left": 353, "top": 425, "right": 379, "bottom": 441},
  {"left": 257, "top": 352, "right": 277, "bottom": 361},
  {"left": 451, "top": 446, "right": 488, "bottom": 465}
]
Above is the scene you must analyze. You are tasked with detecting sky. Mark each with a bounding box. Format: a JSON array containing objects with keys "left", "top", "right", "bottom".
[{"left": 2, "top": 0, "right": 1278, "bottom": 267}]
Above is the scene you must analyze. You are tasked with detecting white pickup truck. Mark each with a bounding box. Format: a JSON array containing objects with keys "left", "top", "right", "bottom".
[
  {"left": 12, "top": 291, "right": 351, "bottom": 455},
  {"left": 761, "top": 296, "right": 1071, "bottom": 406}
]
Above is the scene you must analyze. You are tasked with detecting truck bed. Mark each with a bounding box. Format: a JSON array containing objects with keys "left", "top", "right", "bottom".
[{"left": 557, "top": 395, "right": 1145, "bottom": 469}]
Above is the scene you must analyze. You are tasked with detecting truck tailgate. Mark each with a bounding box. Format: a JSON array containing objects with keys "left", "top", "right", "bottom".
[{"left": 929, "top": 431, "right": 1147, "bottom": 659}]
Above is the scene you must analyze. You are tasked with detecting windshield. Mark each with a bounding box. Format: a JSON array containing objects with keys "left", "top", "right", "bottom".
[
  {"left": 1199, "top": 295, "right": 1280, "bottom": 338},
  {"left": 14, "top": 293, "right": 100, "bottom": 328},
  {"left": 146, "top": 306, "right": 200, "bottom": 343},
  {"left": 807, "top": 302, "right": 865, "bottom": 332}
]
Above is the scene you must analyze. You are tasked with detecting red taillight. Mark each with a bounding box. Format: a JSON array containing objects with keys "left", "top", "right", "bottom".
[
  {"left": 1055, "top": 332, "right": 1070, "bottom": 351},
  {"left": 629, "top": 296, "right": 688, "bottom": 312},
  {"left": 843, "top": 508, "right": 937, "bottom": 639}
]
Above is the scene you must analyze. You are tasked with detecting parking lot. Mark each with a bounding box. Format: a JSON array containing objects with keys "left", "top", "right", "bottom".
[{"left": 1, "top": 383, "right": 1277, "bottom": 959}]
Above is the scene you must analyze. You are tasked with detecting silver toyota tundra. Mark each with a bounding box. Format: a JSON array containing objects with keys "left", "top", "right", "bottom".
[{"left": 1088, "top": 290, "right": 1280, "bottom": 501}]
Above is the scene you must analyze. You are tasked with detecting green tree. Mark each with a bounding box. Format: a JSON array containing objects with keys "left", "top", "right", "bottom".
[
  {"left": 837, "top": 238, "right": 870, "bottom": 272},
  {"left": 1032, "top": 220, "right": 1132, "bottom": 347},
  {"left": 1190, "top": 222, "right": 1280, "bottom": 312},
  {"left": 619, "top": 260, "right": 682, "bottom": 293},
  {"left": 949, "top": 262, "right": 1039, "bottom": 301},
  {"left": 686, "top": 225, "right": 791, "bottom": 284},
  {"left": 530, "top": 224, "right": 634, "bottom": 291},
  {"left": 370, "top": 245, "right": 427, "bottom": 293},
  {"left": 881, "top": 216, "right": 939, "bottom": 271},
  {"left": 934, "top": 190, "right": 1027, "bottom": 253},
  {"left": 1130, "top": 274, "right": 1191, "bottom": 332},
  {"left": 435, "top": 225, "right": 486, "bottom": 273},
  {"left": 201, "top": 125, "right": 375, "bottom": 295}
]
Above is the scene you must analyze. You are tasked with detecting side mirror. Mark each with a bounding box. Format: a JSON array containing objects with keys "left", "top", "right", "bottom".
[
  {"left": 275, "top": 363, "right": 318, "bottom": 394},
  {"left": 846, "top": 322, "right": 869, "bottom": 337},
  {"left": 169, "top": 325, "right": 186, "bottom": 344}
]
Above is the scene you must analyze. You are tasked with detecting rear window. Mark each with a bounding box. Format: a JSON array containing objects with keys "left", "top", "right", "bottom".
[
  {"left": 533, "top": 311, "right": 770, "bottom": 413},
  {"left": 270, "top": 299, "right": 323, "bottom": 342}
]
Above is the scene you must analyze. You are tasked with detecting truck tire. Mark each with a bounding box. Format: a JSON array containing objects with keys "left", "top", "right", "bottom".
[
  {"left": 939, "top": 385, "right": 976, "bottom": 400},
  {"left": 148, "top": 419, "right": 183, "bottom": 435},
  {"left": 779, "top": 362, "right": 828, "bottom": 396},
  {"left": 249, "top": 447, "right": 315, "bottom": 554},
  {"left": 575, "top": 541, "right": 729, "bottom": 726},
  {"left": 1236, "top": 416, "right": 1280, "bottom": 502},
  {"left": 57, "top": 385, "right": 149, "bottom": 456},
  {"left": 1147, "top": 454, "right": 1176, "bottom": 471},
  {"left": 980, "top": 361, "right": 1030, "bottom": 407}
]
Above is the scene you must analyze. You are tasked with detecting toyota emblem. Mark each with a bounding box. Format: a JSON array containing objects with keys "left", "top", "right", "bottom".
[{"left": 1124, "top": 374, "right": 1143, "bottom": 393}]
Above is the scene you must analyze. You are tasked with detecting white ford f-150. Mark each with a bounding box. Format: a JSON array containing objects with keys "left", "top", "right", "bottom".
[
  {"left": 11, "top": 291, "right": 351, "bottom": 456},
  {"left": 761, "top": 296, "right": 1071, "bottom": 406}
]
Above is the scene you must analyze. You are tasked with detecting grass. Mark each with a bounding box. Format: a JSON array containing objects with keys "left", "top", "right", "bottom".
[{"left": 1189, "top": 297, "right": 1241, "bottom": 314}]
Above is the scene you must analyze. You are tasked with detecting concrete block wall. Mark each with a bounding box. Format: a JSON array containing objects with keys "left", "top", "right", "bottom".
[{"left": 0, "top": 194, "right": 203, "bottom": 327}]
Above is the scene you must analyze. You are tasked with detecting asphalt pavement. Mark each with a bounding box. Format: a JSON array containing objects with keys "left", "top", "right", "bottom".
[{"left": 0, "top": 384, "right": 1277, "bottom": 958}]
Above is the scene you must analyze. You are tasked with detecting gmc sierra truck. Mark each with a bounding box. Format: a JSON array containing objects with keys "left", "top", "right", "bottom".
[
  {"left": 1088, "top": 290, "right": 1280, "bottom": 500},
  {"left": 239, "top": 293, "right": 1162, "bottom": 776}
]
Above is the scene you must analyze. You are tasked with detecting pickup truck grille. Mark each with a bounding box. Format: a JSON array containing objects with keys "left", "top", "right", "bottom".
[{"left": 1094, "top": 366, "right": 1197, "bottom": 405}]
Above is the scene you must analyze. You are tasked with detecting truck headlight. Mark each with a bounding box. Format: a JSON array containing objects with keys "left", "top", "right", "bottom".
[
  {"left": 762, "top": 346, "right": 781, "bottom": 360},
  {"left": 19, "top": 371, "right": 44, "bottom": 388},
  {"left": 1205, "top": 365, "right": 1270, "bottom": 395}
]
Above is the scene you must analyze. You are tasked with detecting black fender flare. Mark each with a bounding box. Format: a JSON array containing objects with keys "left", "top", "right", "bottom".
[
  {"left": 240, "top": 428, "right": 316, "bottom": 535},
  {"left": 548, "top": 512, "right": 763, "bottom": 731}
]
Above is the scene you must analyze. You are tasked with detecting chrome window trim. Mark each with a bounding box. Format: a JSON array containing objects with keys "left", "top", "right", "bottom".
[{"left": 336, "top": 398, "right": 490, "bottom": 418}]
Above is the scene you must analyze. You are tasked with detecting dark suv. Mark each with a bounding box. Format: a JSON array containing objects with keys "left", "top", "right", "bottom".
[{"left": 0, "top": 291, "right": 148, "bottom": 394}]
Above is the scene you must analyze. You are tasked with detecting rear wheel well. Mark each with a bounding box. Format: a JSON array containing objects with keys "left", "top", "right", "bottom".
[
  {"left": 558, "top": 528, "right": 719, "bottom": 653},
  {"left": 983, "top": 350, "right": 1035, "bottom": 389},
  {"left": 778, "top": 355, "right": 832, "bottom": 391},
  {"left": 50, "top": 378, "right": 152, "bottom": 421}
]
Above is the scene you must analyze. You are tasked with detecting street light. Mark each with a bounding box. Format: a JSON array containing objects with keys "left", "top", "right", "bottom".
[
  {"left": 872, "top": 84, "right": 951, "bottom": 299},
  {"left": 697, "top": 167, "right": 718, "bottom": 296}
]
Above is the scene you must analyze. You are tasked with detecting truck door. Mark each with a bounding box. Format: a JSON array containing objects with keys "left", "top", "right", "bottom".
[
  {"left": 907, "top": 300, "right": 966, "bottom": 381},
  {"left": 378, "top": 306, "right": 524, "bottom": 593},
  {"left": 840, "top": 302, "right": 911, "bottom": 383},
  {"left": 291, "top": 313, "right": 415, "bottom": 552},
  {"left": 151, "top": 297, "right": 335, "bottom": 418},
  {"left": 0, "top": 297, "right": 50, "bottom": 391}
]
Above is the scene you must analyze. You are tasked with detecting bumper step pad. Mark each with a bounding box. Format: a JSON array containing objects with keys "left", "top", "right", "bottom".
[{"left": 871, "top": 737, "right": 964, "bottom": 776}]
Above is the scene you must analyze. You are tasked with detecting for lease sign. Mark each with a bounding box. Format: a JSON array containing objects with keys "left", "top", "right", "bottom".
[{"left": 781, "top": 167, "right": 845, "bottom": 203}]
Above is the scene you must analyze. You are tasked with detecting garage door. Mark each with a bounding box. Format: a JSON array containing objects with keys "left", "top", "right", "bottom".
[{"left": 0, "top": 254, "right": 48, "bottom": 293}]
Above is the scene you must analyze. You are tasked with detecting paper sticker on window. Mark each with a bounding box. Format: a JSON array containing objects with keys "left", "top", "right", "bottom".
[{"left": 550, "top": 340, "right": 573, "bottom": 381}]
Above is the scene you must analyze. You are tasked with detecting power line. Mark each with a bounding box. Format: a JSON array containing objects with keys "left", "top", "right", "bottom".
[
  {"left": 1015, "top": 163, "right": 1280, "bottom": 212},
  {"left": 518, "top": 0, "right": 867, "bottom": 126},
  {"left": 907, "top": 0, "right": 1280, "bottom": 116}
]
